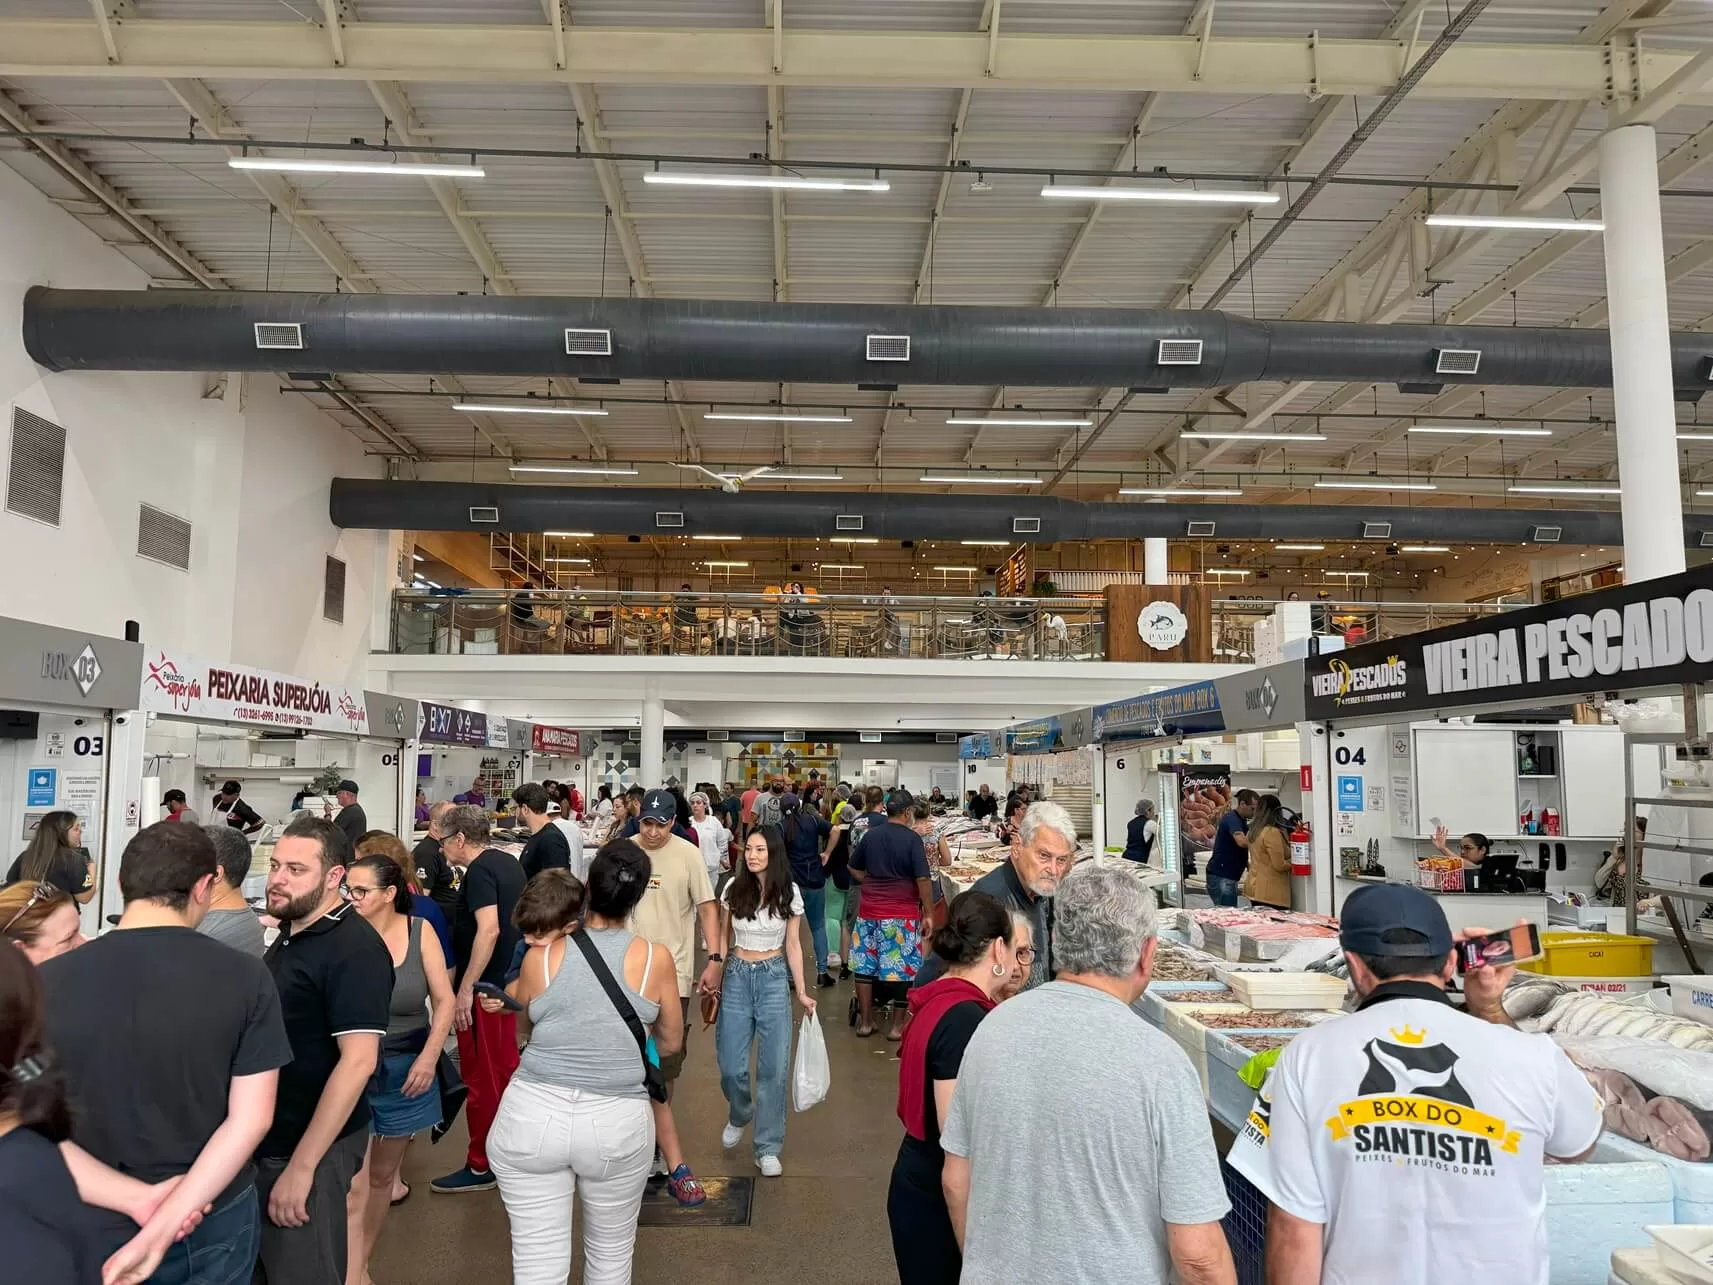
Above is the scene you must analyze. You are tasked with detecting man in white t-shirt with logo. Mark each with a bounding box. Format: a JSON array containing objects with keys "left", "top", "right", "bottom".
[{"left": 1228, "top": 884, "right": 1600, "bottom": 1285}]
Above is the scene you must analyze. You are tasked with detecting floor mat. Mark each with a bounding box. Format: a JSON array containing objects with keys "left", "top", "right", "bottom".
[{"left": 637, "top": 1175, "right": 755, "bottom": 1227}]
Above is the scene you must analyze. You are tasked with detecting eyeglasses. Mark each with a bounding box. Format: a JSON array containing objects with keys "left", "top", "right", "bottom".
[
  {"left": 1015, "top": 945, "right": 1038, "bottom": 964},
  {"left": 2, "top": 882, "right": 61, "bottom": 936},
  {"left": 342, "top": 883, "right": 381, "bottom": 901}
]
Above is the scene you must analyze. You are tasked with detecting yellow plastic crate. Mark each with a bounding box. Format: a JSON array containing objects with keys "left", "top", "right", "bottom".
[{"left": 1519, "top": 931, "right": 1654, "bottom": 978}]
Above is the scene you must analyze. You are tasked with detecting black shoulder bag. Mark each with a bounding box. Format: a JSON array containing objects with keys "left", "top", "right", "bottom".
[{"left": 570, "top": 929, "right": 668, "bottom": 1103}]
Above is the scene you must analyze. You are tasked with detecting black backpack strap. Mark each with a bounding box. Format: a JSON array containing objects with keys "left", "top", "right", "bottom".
[{"left": 569, "top": 929, "right": 667, "bottom": 1102}]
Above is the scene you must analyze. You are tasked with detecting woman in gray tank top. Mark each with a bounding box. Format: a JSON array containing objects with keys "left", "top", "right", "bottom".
[
  {"left": 345, "top": 847, "right": 456, "bottom": 1285},
  {"left": 486, "top": 842, "right": 684, "bottom": 1285}
]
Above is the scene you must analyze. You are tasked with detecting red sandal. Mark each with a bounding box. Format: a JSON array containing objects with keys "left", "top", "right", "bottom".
[{"left": 666, "top": 1164, "right": 706, "bottom": 1207}]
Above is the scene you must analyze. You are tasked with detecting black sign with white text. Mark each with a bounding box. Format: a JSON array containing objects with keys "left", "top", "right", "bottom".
[
  {"left": 420, "top": 700, "right": 488, "bottom": 746},
  {"left": 1302, "top": 564, "right": 1713, "bottom": 721}
]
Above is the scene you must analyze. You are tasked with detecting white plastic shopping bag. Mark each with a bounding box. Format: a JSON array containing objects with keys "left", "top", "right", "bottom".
[{"left": 792, "top": 1013, "right": 830, "bottom": 1112}]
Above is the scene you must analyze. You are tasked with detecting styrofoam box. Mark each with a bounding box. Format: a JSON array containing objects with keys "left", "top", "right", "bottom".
[
  {"left": 1136, "top": 981, "right": 1241, "bottom": 1026},
  {"left": 1205, "top": 1027, "right": 1309, "bottom": 1131},
  {"left": 1646, "top": 1225, "right": 1713, "bottom": 1285},
  {"left": 1227, "top": 971, "right": 1347, "bottom": 1011},
  {"left": 1662, "top": 974, "right": 1713, "bottom": 1026},
  {"left": 1600, "top": 1134, "right": 1713, "bottom": 1224},
  {"left": 1545, "top": 1154, "right": 1675, "bottom": 1285}
]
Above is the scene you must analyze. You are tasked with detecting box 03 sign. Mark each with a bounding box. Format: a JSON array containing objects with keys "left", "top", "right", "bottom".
[{"left": 42, "top": 643, "right": 101, "bottom": 698}]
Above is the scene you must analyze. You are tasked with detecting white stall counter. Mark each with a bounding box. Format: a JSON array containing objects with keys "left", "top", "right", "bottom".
[{"left": 1333, "top": 874, "right": 1548, "bottom": 935}]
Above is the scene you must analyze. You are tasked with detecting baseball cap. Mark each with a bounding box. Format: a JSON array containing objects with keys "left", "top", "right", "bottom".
[
  {"left": 336, "top": 779, "right": 359, "bottom": 795},
  {"left": 779, "top": 793, "right": 802, "bottom": 815},
  {"left": 161, "top": 789, "right": 186, "bottom": 806},
  {"left": 1338, "top": 884, "right": 1453, "bottom": 959},
  {"left": 640, "top": 789, "right": 677, "bottom": 823},
  {"left": 220, "top": 780, "right": 242, "bottom": 795}
]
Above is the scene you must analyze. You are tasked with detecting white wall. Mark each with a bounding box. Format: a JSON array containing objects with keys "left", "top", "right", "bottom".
[{"left": 0, "top": 161, "right": 381, "bottom": 686}]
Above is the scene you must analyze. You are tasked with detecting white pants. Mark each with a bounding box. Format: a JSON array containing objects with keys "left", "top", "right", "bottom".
[{"left": 488, "top": 1077, "right": 657, "bottom": 1285}]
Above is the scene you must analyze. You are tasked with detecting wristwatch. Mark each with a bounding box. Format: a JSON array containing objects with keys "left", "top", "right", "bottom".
[{"left": 707, "top": 953, "right": 724, "bottom": 963}]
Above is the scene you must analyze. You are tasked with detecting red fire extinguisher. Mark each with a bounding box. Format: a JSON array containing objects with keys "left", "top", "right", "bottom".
[{"left": 1290, "top": 820, "right": 1312, "bottom": 876}]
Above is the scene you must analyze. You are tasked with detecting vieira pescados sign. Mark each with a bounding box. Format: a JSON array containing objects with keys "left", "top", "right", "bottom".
[{"left": 1302, "top": 564, "right": 1713, "bottom": 720}]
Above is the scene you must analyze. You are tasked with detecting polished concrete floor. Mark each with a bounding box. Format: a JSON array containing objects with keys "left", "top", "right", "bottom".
[{"left": 371, "top": 971, "right": 906, "bottom": 1284}]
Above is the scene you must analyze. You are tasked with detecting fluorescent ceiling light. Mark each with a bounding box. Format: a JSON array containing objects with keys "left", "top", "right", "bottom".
[
  {"left": 739, "top": 470, "right": 846, "bottom": 481},
  {"left": 1205, "top": 569, "right": 1252, "bottom": 577},
  {"left": 933, "top": 566, "right": 979, "bottom": 572},
  {"left": 920, "top": 474, "right": 1043, "bottom": 485},
  {"left": 1506, "top": 484, "right": 1622, "bottom": 495},
  {"left": 1184, "top": 432, "right": 1327, "bottom": 442},
  {"left": 544, "top": 531, "right": 594, "bottom": 538},
  {"left": 1697, "top": 490, "right": 1713, "bottom": 497},
  {"left": 691, "top": 534, "right": 742, "bottom": 541},
  {"left": 1273, "top": 543, "right": 1325, "bottom": 551},
  {"left": 644, "top": 172, "right": 888, "bottom": 192},
  {"left": 1325, "top": 570, "right": 1370, "bottom": 578},
  {"left": 545, "top": 557, "right": 591, "bottom": 564},
  {"left": 1677, "top": 433, "right": 1713, "bottom": 442},
  {"left": 1313, "top": 480, "right": 1438, "bottom": 491},
  {"left": 457, "top": 402, "right": 608, "bottom": 416},
  {"left": 1118, "top": 487, "right": 1244, "bottom": 497},
  {"left": 703, "top": 412, "right": 854, "bottom": 424},
  {"left": 1408, "top": 424, "right": 1551, "bottom": 437},
  {"left": 703, "top": 560, "right": 750, "bottom": 567},
  {"left": 1040, "top": 184, "right": 1279, "bottom": 206},
  {"left": 830, "top": 537, "right": 879, "bottom": 544},
  {"left": 1400, "top": 545, "right": 1451, "bottom": 553},
  {"left": 412, "top": 553, "right": 426, "bottom": 562},
  {"left": 510, "top": 464, "right": 639, "bottom": 476},
  {"left": 230, "top": 156, "right": 485, "bottom": 179},
  {"left": 960, "top": 540, "right": 1011, "bottom": 546},
  {"left": 1424, "top": 213, "right": 1602, "bottom": 232},
  {"left": 820, "top": 563, "right": 865, "bottom": 570},
  {"left": 944, "top": 416, "right": 1094, "bottom": 428}
]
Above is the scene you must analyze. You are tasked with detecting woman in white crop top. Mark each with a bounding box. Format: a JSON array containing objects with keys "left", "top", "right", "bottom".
[{"left": 712, "top": 826, "right": 817, "bottom": 1177}]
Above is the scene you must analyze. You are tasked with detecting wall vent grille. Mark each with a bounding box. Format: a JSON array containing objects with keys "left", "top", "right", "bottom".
[
  {"left": 137, "top": 503, "right": 192, "bottom": 570},
  {"left": 6, "top": 407, "right": 65, "bottom": 527},
  {"left": 323, "top": 555, "right": 346, "bottom": 623}
]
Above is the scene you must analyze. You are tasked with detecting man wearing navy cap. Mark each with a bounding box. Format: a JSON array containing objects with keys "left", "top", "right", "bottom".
[{"left": 1228, "top": 886, "right": 1599, "bottom": 1285}]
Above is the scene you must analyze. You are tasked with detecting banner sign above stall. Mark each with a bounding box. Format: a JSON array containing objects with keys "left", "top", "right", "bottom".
[
  {"left": 958, "top": 732, "right": 996, "bottom": 760},
  {"left": 1091, "top": 681, "right": 1222, "bottom": 742},
  {"left": 1213, "top": 661, "right": 1308, "bottom": 733},
  {"left": 362, "top": 691, "right": 418, "bottom": 742},
  {"left": 1005, "top": 717, "right": 1063, "bottom": 754},
  {"left": 487, "top": 717, "right": 511, "bottom": 749},
  {"left": 420, "top": 701, "right": 487, "bottom": 747},
  {"left": 141, "top": 649, "right": 367, "bottom": 733},
  {"left": 531, "top": 725, "right": 582, "bottom": 755},
  {"left": 1302, "top": 564, "right": 1713, "bottom": 721},
  {"left": 1060, "top": 707, "right": 1096, "bottom": 749},
  {"left": 0, "top": 615, "right": 143, "bottom": 711}
]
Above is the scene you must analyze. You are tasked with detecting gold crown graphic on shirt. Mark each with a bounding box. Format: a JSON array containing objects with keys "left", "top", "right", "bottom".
[{"left": 1389, "top": 1025, "right": 1427, "bottom": 1045}]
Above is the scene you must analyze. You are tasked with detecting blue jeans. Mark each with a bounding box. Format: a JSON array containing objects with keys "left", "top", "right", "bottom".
[
  {"left": 145, "top": 1184, "right": 258, "bottom": 1285},
  {"left": 797, "top": 883, "right": 828, "bottom": 973},
  {"left": 715, "top": 954, "right": 793, "bottom": 1161},
  {"left": 1208, "top": 874, "right": 1242, "bottom": 907}
]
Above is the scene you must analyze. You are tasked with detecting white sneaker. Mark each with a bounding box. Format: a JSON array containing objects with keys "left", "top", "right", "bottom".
[
  {"left": 757, "top": 1155, "right": 783, "bottom": 1177},
  {"left": 721, "top": 1122, "right": 744, "bottom": 1150},
  {"left": 828, "top": 952, "right": 842, "bottom": 968}
]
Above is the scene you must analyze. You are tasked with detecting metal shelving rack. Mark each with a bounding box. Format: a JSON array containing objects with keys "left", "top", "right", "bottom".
[{"left": 1623, "top": 684, "right": 1712, "bottom": 973}]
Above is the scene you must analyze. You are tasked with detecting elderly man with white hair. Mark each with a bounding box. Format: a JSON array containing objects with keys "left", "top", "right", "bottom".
[
  {"left": 941, "top": 863, "right": 1237, "bottom": 1285},
  {"left": 916, "top": 799, "right": 1076, "bottom": 993}
]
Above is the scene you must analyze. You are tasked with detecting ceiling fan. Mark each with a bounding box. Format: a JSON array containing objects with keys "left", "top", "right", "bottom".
[{"left": 674, "top": 463, "right": 773, "bottom": 493}]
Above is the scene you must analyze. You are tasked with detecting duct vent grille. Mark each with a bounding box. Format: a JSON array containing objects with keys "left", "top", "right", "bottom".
[
  {"left": 834, "top": 513, "right": 864, "bottom": 531},
  {"left": 1435, "top": 348, "right": 1482, "bottom": 376},
  {"left": 860, "top": 731, "right": 882, "bottom": 744},
  {"left": 6, "top": 406, "right": 65, "bottom": 528},
  {"left": 137, "top": 504, "right": 191, "bottom": 571},
  {"left": 254, "top": 322, "right": 303, "bottom": 350},
  {"left": 655, "top": 511, "right": 684, "bottom": 528},
  {"left": 627, "top": 728, "right": 641, "bottom": 742},
  {"left": 705, "top": 730, "right": 729, "bottom": 742},
  {"left": 1012, "top": 516, "right": 1042, "bottom": 534},
  {"left": 1701, "top": 533, "right": 1713, "bottom": 549},
  {"left": 1533, "top": 525, "right": 1563, "bottom": 544},
  {"left": 1157, "top": 338, "right": 1204, "bottom": 366},
  {"left": 866, "top": 334, "right": 910, "bottom": 362},
  {"left": 781, "top": 729, "right": 804, "bottom": 741},
  {"left": 1362, "top": 522, "right": 1393, "bottom": 539},
  {"left": 935, "top": 731, "right": 957, "bottom": 743},
  {"left": 469, "top": 506, "right": 500, "bottom": 524},
  {"left": 564, "top": 328, "right": 613, "bottom": 357},
  {"left": 1186, "top": 520, "right": 1216, "bottom": 537},
  {"left": 323, "top": 555, "right": 346, "bottom": 623}
]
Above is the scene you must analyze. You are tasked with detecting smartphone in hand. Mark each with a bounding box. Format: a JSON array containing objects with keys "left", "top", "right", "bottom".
[
  {"left": 1456, "top": 924, "right": 1541, "bottom": 974},
  {"left": 473, "top": 981, "right": 524, "bottom": 1012}
]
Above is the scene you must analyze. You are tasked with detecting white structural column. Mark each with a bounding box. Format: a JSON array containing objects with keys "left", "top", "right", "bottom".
[
  {"left": 1144, "top": 539, "right": 1170, "bottom": 585},
  {"left": 640, "top": 689, "right": 665, "bottom": 787},
  {"left": 1599, "top": 124, "right": 1686, "bottom": 583}
]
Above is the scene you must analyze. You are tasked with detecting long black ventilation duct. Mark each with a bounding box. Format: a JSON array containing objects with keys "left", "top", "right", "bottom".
[
  {"left": 329, "top": 479, "right": 1681, "bottom": 547},
  {"left": 25, "top": 287, "right": 1712, "bottom": 390}
]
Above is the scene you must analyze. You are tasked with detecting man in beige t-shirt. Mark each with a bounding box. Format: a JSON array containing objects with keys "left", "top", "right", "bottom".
[{"left": 629, "top": 789, "right": 721, "bottom": 1084}]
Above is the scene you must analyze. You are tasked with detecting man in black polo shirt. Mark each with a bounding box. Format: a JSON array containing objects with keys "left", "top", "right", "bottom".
[
  {"left": 430, "top": 805, "right": 525, "bottom": 1195},
  {"left": 326, "top": 780, "right": 367, "bottom": 847},
  {"left": 512, "top": 782, "right": 570, "bottom": 880},
  {"left": 411, "top": 800, "right": 459, "bottom": 921},
  {"left": 259, "top": 816, "right": 393, "bottom": 1281},
  {"left": 41, "top": 822, "right": 292, "bottom": 1285}
]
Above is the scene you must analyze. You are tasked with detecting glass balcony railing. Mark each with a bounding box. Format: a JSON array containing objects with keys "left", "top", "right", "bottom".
[{"left": 387, "top": 590, "right": 1515, "bottom": 663}]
